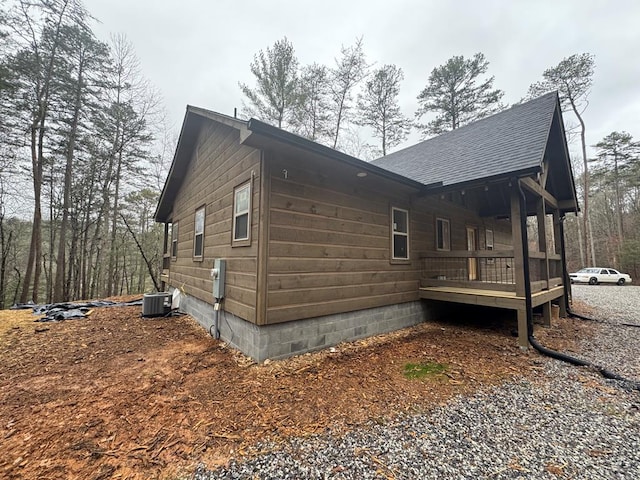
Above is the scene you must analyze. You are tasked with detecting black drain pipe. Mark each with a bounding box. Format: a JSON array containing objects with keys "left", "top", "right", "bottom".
[{"left": 516, "top": 180, "right": 639, "bottom": 390}]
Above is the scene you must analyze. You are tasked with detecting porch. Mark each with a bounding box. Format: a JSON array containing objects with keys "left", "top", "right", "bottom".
[
  {"left": 418, "top": 250, "right": 567, "bottom": 346},
  {"left": 417, "top": 182, "right": 571, "bottom": 348},
  {"left": 420, "top": 250, "right": 567, "bottom": 348}
]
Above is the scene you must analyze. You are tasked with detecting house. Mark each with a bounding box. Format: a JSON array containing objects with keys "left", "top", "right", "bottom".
[{"left": 154, "top": 92, "right": 578, "bottom": 362}]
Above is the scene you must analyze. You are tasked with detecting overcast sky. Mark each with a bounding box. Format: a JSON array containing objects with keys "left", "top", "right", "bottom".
[{"left": 84, "top": 0, "right": 640, "bottom": 161}]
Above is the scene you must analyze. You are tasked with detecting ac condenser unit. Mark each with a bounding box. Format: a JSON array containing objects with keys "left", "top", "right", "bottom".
[{"left": 142, "top": 292, "right": 170, "bottom": 317}]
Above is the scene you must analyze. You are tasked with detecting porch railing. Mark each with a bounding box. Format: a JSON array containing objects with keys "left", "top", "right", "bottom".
[{"left": 420, "top": 250, "right": 563, "bottom": 293}]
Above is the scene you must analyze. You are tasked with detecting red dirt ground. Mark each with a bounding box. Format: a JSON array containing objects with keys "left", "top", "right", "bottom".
[{"left": 0, "top": 298, "right": 596, "bottom": 479}]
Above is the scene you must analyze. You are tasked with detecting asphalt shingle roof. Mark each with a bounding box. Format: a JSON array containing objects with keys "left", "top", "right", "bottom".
[{"left": 372, "top": 92, "right": 559, "bottom": 187}]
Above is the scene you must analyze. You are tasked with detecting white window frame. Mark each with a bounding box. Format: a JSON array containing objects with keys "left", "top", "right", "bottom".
[
  {"left": 486, "top": 228, "right": 494, "bottom": 264},
  {"left": 193, "top": 207, "right": 205, "bottom": 259},
  {"left": 485, "top": 228, "right": 494, "bottom": 250},
  {"left": 232, "top": 181, "right": 251, "bottom": 244},
  {"left": 391, "top": 207, "right": 410, "bottom": 260},
  {"left": 436, "top": 217, "right": 451, "bottom": 251}
]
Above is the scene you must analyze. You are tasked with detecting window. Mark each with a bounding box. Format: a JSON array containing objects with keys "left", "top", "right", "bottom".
[
  {"left": 233, "top": 182, "right": 251, "bottom": 244},
  {"left": 486, "top": 228, "right": 494, "bottom": 264},
  {"left": 391, "top": 207, "right": 409, "bottom": 260},
  {"left": 436, "top": 218, "right": 450, "bottom": 251},
  {"left": 171, "top": 221, "right": 178, "bottom": 258},
  {"left": 485, "top": 229, "right": 494, "bottom": 250},
  {"left": 193, "top": 207, "right": 205, "bottom": 259}
]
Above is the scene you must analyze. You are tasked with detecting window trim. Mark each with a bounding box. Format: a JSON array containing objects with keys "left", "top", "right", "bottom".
[
  {"left": 391, "top": 206, "right": 410, "bottom": 262},
  {"left": 436, "top": 217, "right": 451, "bottom": 251},
  {"left": 193, "top": 206, "right": 205, "bottom": 260},
  {"left": 485, "top": 228, "right": 495, "bottom": 264},
  {"left": 171, "top": 221, "right": 178, "bottom": 260},
  {"left": 232, "top": 181, "right": 252, "bottom": 246}
]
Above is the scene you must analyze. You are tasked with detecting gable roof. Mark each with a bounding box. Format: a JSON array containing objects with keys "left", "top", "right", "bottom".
[
  {"left": 156, "top": 92, "right": 578, "bottom": 222},
  {"left": 154, "top": 106, "right": 424, "bottom": 222},
  {"left": 373, "top": 92, "right": 562, "bottom": 187}
]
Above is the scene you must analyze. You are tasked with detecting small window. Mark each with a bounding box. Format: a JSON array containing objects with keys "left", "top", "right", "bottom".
[
  {"left": 391, "top": 207, "right": 409, "bottom": 260},
  {"left": 193, "top": 207, "right": 205, "bottom": 259},
  {"left": 486, "top": 229, "right": 494, "bottom": 250},
  {"left": 233, "top": 182, "right": 251, "bottom": 244},
  {"left": 171, "top": 221, "right": 178, "bottom": 258},
  {"left": 436, "top": 218, "right": 450, "bottom": 251},
  {"left": 607, "top": 269, "right": 617, "bottom": 275},
  {"left": 486, "top": 228, "right": 494, "bottom": 264}
]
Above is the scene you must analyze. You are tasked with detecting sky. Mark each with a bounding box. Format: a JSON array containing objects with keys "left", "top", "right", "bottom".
[{"left": 83, "top": 0, "right": 640, "bottom": 161}]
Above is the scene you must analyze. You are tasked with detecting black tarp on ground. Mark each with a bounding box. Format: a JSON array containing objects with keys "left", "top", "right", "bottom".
[{"left": 9, "top": 298, "right": 143, "bottom": 322}]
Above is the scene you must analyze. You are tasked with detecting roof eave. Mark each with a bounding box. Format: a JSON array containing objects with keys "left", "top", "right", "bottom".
[
  {"left": 245, "top": 118, "right": 425, "bottom": 191},
  {"left": 417, "top": 167, "right": 542, "bottom": 197},
  {"left": 154, "top": 107, "right": 249, "bottom": 222}
]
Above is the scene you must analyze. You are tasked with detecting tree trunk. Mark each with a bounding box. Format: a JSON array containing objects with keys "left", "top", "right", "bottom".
[
  {"left": 53, "top": 54, "right": 84, "bottom": 302},
  {"left": 570, "top": 98, "right": 594, "bottom": 266},
  {"left": 19, "top": 124, "right": 42, "bottom": 303}
]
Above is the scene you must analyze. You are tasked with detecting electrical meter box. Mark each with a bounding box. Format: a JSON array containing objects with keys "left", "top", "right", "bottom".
[{"left": 212, "top": 258, "right": 226, "bottom": 299}]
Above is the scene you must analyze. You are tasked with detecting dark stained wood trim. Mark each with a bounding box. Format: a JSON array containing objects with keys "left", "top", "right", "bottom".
[
  {"left": 420, "top": 250, "right": 514, "bottom": 259},
  {"left": 520, "top": 177, "right": 558, "bottom": 209},
  {"left": 255, "top": 151, "right": 270, "bottom": 326},
  {"left": 510, "top": 188, "right": 526, "bottom": 297}
]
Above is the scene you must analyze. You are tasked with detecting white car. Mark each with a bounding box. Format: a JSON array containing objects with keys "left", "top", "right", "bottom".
[{"left": 569, "top": 267, "right": 633, "bottom": 285}]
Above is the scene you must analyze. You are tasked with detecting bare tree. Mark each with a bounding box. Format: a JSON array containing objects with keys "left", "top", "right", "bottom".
[
  {"left": 528, "top": 53, "right": 595, "bottom": 266},
  {"left": 356, "top": 64, "right": 410, "bottom": 156},
  {"left": 4, "top": 0, "right": 88, "bottom": 303},
  {"left": 293, "top": 63, "right": 331, "bottom": 142},
  {"left": 52, "top": 25, "right": 109, "bottom": 302},
  {"left": 328, "top": 37, "right": 368, "bottom": 149}
]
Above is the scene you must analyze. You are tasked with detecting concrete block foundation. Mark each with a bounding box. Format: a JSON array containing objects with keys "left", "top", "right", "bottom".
[{"left": 174, "top": 291, "right": 431, "bottom": 362}]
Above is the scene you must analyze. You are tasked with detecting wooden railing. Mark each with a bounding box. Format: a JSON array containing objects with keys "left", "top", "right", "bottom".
[
  {"left": 528, "top": 252, "right": 563, "bottom": 292},
  {"left": 420, "top": 250, "right": 563, "bottom": 293}
]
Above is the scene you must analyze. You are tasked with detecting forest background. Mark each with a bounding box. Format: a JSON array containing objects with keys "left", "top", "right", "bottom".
[{"left": 1, "top": 0, "right": 638, "bottom": 307}]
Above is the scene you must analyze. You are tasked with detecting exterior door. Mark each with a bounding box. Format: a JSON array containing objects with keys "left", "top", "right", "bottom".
[{"left": 467, "top": 227, "right": 478, "bottom": 280}]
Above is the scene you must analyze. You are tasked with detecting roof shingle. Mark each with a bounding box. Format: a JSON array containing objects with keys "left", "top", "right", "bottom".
[{"left": 372, "top": 92, "right": 559, "bottom": 187}]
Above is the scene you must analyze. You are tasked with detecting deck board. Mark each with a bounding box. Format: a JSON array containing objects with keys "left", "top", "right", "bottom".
[{"left": 419, "top": 285, "right": 564, "bottom": 310}]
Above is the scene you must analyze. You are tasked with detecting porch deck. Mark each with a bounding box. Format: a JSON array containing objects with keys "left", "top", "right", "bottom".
[{"left": 419, "top": 284, "right": 565, "bottom": 310}]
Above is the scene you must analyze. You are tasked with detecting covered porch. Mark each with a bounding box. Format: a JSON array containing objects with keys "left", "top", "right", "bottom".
[{"left": 418, "top": 178, "right": 572, "bottom": 348}]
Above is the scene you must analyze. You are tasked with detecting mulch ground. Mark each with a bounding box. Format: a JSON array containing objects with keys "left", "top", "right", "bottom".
[{"left": 0, "top": 297, "right": 596, "bottom": 479}]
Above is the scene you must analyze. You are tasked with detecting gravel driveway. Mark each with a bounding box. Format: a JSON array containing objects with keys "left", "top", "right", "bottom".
[{"left": 195, "top": 285, "right": 640, "bottom": 479}]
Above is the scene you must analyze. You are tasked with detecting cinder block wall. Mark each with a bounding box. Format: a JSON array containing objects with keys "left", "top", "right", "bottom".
[{"left": 174, "top": 289, "right": 431, "bottom": 362}]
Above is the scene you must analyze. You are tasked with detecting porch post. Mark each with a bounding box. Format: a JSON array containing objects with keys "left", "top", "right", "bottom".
[
  {"left": 554, "top": 209, "right": 569, "bottom": 317},
  {"left": 537, "top": 199, "right": 550, "bottom": 289},
  {"left": 537, "top": 199, "right": 552, "bottom": 326},
  {"left": 511, "top": 189, "right": 528, "bottom": 348}
]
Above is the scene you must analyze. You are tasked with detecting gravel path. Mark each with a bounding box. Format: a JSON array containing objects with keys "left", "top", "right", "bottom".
[{"left": 194, "top": 286, "right": 640, "bottom": 479}]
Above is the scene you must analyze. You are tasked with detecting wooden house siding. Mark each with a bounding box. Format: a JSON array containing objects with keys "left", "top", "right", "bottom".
[
  {"left": 416, "top": 195, "right": 513, "bottom": 284},
  {"left": 168, "top": 122, "right": 261, "bottom": 323},
  {"left": 263, "top": 154, "right": 435, "bottom": 324}
]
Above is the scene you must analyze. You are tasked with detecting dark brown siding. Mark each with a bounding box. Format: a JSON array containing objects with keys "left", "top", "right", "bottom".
[
  {"left": 265, "top": 153, "right": 421, "bottom": 325},
  {"left": 415, "top": 195, "right": 513, "bottom": 283},
  {"left": 168, "top": 121, "right": 261, "bottom": 323},
  {"left": 264, "top": 153, "right": 514, "bottom": 324}
]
